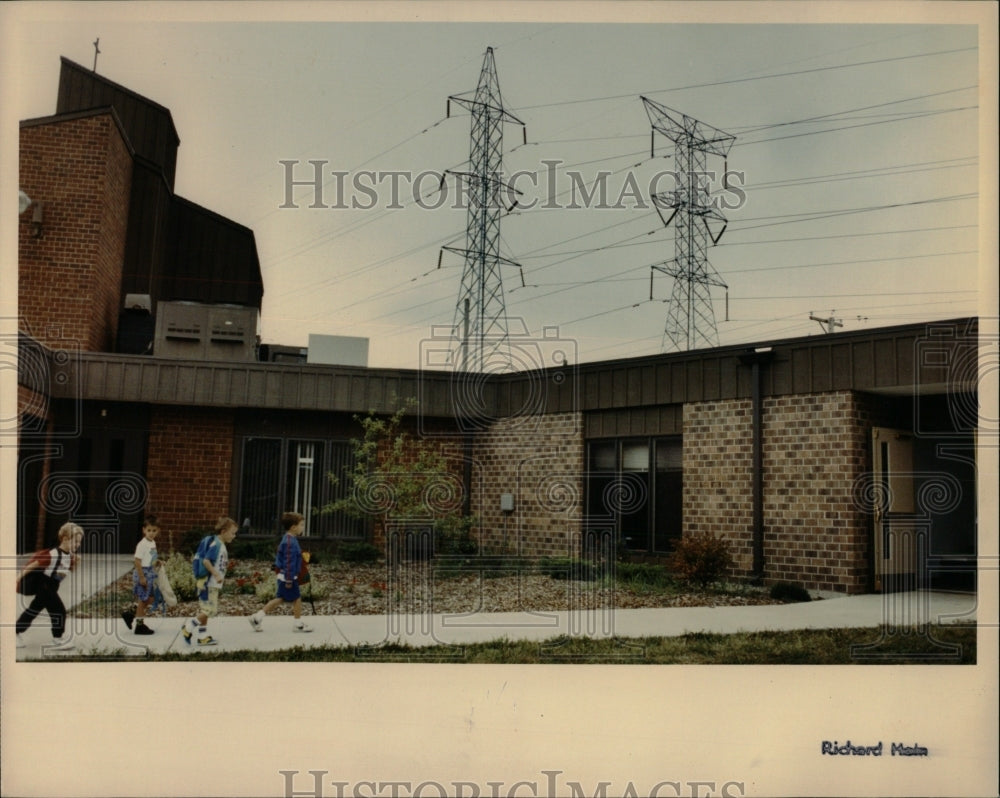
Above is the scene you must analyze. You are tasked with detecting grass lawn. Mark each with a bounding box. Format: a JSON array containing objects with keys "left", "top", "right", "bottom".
[{"left": 62, "top": 624, "right": 976, "bottom": 664}]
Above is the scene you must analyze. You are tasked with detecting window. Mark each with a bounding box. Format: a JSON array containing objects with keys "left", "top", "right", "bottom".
[
  {"left": 237, "top": 436, "right": 361, "bottom": 538},
  {"left": 585, "top": 436, "right": 682, "bottom": 554}
]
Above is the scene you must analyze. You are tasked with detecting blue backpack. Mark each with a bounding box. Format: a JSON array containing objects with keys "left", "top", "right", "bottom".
[{"left": 191, "top": 535, "right": 218, "bottom": 579}]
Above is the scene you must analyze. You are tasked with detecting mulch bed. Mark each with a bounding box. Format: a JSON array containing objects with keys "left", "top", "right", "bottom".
[{"left": 76, "top": 560, "right": 779, "bottom": 620}]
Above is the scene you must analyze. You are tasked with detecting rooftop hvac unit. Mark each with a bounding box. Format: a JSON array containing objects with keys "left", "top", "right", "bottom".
[
  {"left": 307, "top": 334, "right": 369, "bottom": 367},
  {"left": 154, "top": 301, "right": 258, "bottom": 362}
]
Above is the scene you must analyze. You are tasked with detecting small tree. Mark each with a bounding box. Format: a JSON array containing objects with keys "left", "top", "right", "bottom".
[
  {"left": 666, "top": 532, "right": 733, "bottom": 589},
  {"left": 322, "top": 401, "right": 475, "bottom": 559}
]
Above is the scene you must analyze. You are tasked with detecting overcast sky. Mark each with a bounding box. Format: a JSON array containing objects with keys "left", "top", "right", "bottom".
[{"left": 3, "top": 4, "right": 996, "bottom": 369}]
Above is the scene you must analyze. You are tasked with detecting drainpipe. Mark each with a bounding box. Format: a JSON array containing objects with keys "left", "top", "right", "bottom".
[{"left": 739, "top": 347, "right": 774, "bottom": 582}]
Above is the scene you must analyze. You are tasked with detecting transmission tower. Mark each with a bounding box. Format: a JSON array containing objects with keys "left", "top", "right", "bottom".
[
  {"left": 438, "top": 47, "right": 526, "bottom": 372},
  {"left": 643, "top": 97, "right": 736, "bottom": 352}
]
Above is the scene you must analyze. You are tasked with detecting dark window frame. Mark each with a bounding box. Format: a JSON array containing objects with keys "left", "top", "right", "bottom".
[
  {"left": 236, "top": 435, "right": 363, "bottom": 540},
  {"left": 585, "top": 435, "right": 682, "bottom": 554}
]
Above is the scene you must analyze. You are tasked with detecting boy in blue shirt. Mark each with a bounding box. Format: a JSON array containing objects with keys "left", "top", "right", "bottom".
[{"left": 248, "top": 511, "right": 313, "bottom": 633}]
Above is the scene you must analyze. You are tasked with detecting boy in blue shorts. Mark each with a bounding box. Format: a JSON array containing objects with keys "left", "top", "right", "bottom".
[
  {"left": 122, "top": 515, "right": 160, "bottom": 635},
  {"left": 182, "top": 516, "right": 238, "bottom": 646},
  {"left": 247, "top": 511, "right": 313, "bottom": 633}
]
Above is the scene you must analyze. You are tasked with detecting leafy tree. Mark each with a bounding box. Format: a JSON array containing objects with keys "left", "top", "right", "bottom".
[{"left": 322, "top": 401, "right": 475, "bottom": 558}]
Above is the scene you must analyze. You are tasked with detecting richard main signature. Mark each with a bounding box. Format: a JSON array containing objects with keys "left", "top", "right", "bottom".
[{"left": 821, "top": 741, "right": 929, "bottom": 757}]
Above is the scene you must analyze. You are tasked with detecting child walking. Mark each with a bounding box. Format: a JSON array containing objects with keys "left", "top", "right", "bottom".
[
  {"left": 181, "top": 516, "right": 238, "bottom": 647},
  {"left": 122, "top": 515, "right": 160, "bottom": 635},
  {"left": 247, "top": 511, "right": 313, "bottom": 633},
  {"left": 15, "top": 522, "right": 85, "bottom": 652}
]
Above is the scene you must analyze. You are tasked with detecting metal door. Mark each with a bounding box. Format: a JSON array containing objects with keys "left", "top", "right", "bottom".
[{"left": 872, "top": 427, "right": 918, "bottom": 592}]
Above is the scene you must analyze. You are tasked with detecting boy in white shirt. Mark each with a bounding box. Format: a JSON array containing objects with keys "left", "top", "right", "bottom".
[{"left": 122, "top": 515, "right": 159, "bottom": 635}]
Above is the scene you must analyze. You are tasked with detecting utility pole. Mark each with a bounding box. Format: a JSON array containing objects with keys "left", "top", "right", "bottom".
[
  {"left": 438, "top": 47, "right": 526, "bottom": 372},
  {"left": 643, "top": 97, "right": 735, "bottom": 352},
  {"left": 809, "top": 312, "right": 843, "bottom": 334}
]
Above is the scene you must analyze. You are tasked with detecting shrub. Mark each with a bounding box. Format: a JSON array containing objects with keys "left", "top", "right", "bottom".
[
  {"left": 434, "top": 514, "right": 479, "bottom": 556},
  {"left": 435, "top": 554, "right": 533, "bottom": 579},
  {"left": 666, "top": 533, "right": 733, "bottom": 588},
  {"left": 177, "top": 528, "right": 212, "bottom": 556},
  {"left": 162, "top": 552, "right": 198, "bottom": 601},
  {"left": 338, "top": 541, "right": 382, "bottom": 563},
  {"left": 615, "top": 561, "right": 677, "bottom": 590},
  {"left": 538, "top": 557, "right": 598, "bottom": 581},
  {"left": 228, "top": 537, "right": 280, "bottom": 561},
  {"left": 254, "top": 572, "right": 330, "bottom": 602},
  {"left": 770, "top": 581, "right": 812, "bottom": 603}
]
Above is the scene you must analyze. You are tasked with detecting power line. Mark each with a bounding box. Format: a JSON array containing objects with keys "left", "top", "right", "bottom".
[
  {"left": 735, "top": 105, "right": 976, "bottom": 148},
  {"left": 511, "top": 46, "right": 976, "bottom": 111},
  {"left": 733, "top": 84, "right": 976, "bottom": 135}
]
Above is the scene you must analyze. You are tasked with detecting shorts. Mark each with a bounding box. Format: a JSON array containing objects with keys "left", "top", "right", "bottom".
[
  {"left": 197, "top": 580, "right": 221, "bottom": 618},
  {"left": 133, "top": 567, "right": 156, "bottom": 602},
  {"left": 276, "top": 578, "right": 301, "bottom": 602}
]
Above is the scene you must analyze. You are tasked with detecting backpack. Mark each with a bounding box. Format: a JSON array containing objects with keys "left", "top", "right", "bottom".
[{"left": 191, "top": 535, "right": 217, "bottom": 579}]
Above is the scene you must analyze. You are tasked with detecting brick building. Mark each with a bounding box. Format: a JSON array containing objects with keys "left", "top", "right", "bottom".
[{"left": 16, "top": 58, "right": 979, "bottom": 594}]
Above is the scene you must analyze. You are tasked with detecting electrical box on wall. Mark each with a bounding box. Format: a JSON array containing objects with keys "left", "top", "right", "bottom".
[{"left": 500, "top": 493, "right": 515, "bottom": 512}]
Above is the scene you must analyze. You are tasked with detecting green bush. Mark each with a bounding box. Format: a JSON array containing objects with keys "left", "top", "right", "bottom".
[
  {"left": 434, "top": 515, "right": 479, "bottom": 556},
  {"left": 254, "top": 572, "right": 330, "bottom": 602},
  {"left": 615, "top": 561, "right": 677, "bottom": 590},
  {"left": 338, "top": 541, "right": 382, "bottom": 563},
  {"left": 666, "top": 533, "right": 733, "bottom": 588},
  {"left": 435, "top": 554, "right": 533, "bottom": 579},
  {"left": 176, "top": 528, "right": 212, "bottom": 556},
  {"left": 162, "top": 552, "right": 198, "bottom": 601},
  {"left": 537, "top": 557, "right": 599, "bottom": 581},
  {"left": 769, "top": 581, "right": 812, "bottom": 603},
  {"left": 228, "top": 537, "right": 280, "bottom": 561}
]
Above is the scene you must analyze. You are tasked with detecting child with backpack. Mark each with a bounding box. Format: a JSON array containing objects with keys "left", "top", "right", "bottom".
[
  {"left": 15, "top": 522, "right": 85, "bottom": 652},
  {"left": 121, "top": 515, "right": 160, "bottom": 635},
  {"left": 181, "top": 516, "right": 238, "bottom": 647},
  {"left": 247, "top": 511, "right": 313, "bottom": 633}
]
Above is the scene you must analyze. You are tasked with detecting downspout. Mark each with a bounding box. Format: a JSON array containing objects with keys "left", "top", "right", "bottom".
[
  {"left": 740, "top": 347, "right": 773, "bottom": 583},
  {"left": 751, "top": 358, "right": 764, "bottom": 581}
]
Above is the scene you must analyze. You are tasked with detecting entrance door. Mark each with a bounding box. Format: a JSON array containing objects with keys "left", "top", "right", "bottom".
[{"left": 871, "top": 427, "right": 919, "bottom": 592}]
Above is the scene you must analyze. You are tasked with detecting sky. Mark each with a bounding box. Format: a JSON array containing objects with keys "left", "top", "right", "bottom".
[{"left": 2, "top": 4, "right": 996, "bottom": 371}]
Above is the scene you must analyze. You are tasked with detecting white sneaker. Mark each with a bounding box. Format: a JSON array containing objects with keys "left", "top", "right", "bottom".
[
  {"left": 293, "top": 622, "right": 313, "bottom": 633},
  {"left": 48, "top": 638, "right": 75, "bottom": 652},
  {"left": 16, "top": 634, "right": 26, "bottom": 649},
  {"left": 248, "top": 613, "right": 263, "bottom": 632}
]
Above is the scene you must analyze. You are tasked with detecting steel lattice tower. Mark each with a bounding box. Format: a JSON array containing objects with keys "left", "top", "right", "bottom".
[
  {"left": 642, "top": 97, "right": 736, "bottom": 352},
  {"left": 439, "top": 47, "right": 526, "bottom": 371}
]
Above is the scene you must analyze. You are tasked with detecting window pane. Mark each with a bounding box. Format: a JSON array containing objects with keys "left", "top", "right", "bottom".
[
  {"left": 655, "top": 438, "right": 682, "bottom": 470},
  {"left": 590, "top": 441, "right": 616, "bottom": 471},
  {"left": 239, "top": 438, "right": 282, "bottom": 535},
  {"left": 287, "top": 440, "right": 323, "bottom": 536},
  {"left": 622, "top": 441, "right": 649, "bottom": 472},
  {"left": 653, "top": 437, "right": 683, "bottom": 552},
  {"left": 322, "top": 441, "right": 364, "bottom": 539},
  {"left": 619, "top": 472, "right": 650, "bottom": 551}
]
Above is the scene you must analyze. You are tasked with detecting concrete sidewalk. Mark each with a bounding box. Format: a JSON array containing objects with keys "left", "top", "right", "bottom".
[{"left": 13, "top": 586, "right": 979, "bottom": 660}]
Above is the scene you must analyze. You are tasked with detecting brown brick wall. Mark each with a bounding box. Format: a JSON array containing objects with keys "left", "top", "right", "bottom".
[
  {"left": 472, "top": 413, "right": 584, "bottom": 558},
  {"left": 684, "top": 392, "right": 872, "bottom": 594},
  {"left": 18, "top": 114, "right": 132, "bottom": 352},
  {"left": 145, "top": 406, "right": 234, "bottom": 551}
]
